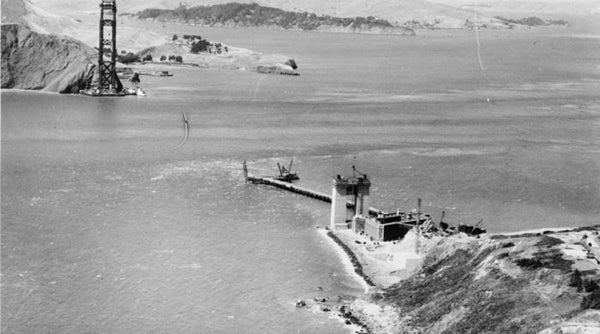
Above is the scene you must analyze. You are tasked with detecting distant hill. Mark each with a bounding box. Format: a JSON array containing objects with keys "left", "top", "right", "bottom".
[
  {"left": 2, "top": 0, "right": 166, "bottom": 51},
  {"left": 24, "top": 0, "right": 595, "bottom": 31},
  {"left": 494, "top": 16, "right": 569, "bottom": 27},
  {"left": 136, "top": 3, "right": 415, "bottom": 35},
  {"left": 425, "top": 0, "right": 600, "bottom": 17}
]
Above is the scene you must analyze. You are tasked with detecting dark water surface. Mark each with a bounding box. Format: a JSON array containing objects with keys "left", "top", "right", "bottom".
[{"left": 2, "top": 27, "right": 599, "bottom": 333}]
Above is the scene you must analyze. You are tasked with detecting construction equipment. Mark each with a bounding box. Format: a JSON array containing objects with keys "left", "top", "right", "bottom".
[{"left": 275, "top": 159, "right": 299, "bottom": 182}]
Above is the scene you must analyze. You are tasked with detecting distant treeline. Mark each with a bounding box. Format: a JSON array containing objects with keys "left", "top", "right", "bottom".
[
  {"left": 494, "top": 16, "right": 568, "bottom": 27},
  {"left": 137, "top": 2, "right": 395, "bottom": 30}
]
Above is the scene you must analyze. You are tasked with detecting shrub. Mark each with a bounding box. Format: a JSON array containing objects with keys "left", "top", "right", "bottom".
[
  {"left": 191, "top": 39, "right": 210, "bottom": 53},
  {"left": 117, "top": 52, "right": 140, "bottom": 64},
  {"left": 581, "top": 290, "right": 600, "bottom": 310},
  {"left": 515, "top": 258, "right": 543, "bottom": 269},
  {"left": 583, "top": 279, "right": 599, "bottom": 293},
  {"left": 569, "top": 270, "right": 583, "bottom": 291}
]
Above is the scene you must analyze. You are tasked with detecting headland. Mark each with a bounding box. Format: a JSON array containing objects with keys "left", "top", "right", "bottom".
[{"left": 245, "top": 164, "right": 600, "bottom": 334}]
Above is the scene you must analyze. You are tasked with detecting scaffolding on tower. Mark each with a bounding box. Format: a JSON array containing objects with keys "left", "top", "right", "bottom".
[
  {"left": 81, "top": 0, "right": 140, "bottom": 97},
  {"left": 98, "top": 0, "right": 122, "bottom": 93}
]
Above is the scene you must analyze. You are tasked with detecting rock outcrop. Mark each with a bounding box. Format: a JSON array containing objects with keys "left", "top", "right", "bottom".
[{"left": 1, "top": 23, "right": 96, "bottom": 93}]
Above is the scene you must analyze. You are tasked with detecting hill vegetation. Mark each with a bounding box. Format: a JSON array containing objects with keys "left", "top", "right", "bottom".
[
  {"left": 1, "top": 23, "right": 97, "bottom": 93},
  {"left": 136, "top": 2, "right": 414, "bottom": 34},
  {"left": 494, "top": 16, "right": 569, "bottom": 27}
]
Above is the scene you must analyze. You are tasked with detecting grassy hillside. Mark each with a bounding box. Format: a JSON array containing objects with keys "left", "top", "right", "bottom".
[
  {"left": 136, "top": 3, "right": 413, "bottom": 34},
  {"left": 368, "top": 228, "right": 600, "bottom": 333}
]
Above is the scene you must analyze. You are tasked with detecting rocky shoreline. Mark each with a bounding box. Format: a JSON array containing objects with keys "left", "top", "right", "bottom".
[
  {"left": 301, "top": 225, "right": 600, "bottom": 333},
  {"left": 326, "top": 229, "right": 376, "bottom": 287}
]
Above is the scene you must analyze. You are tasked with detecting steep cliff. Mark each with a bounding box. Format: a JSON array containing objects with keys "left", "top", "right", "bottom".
[{"left": 1, "top": 23, "right": 96, "bottom": 93}]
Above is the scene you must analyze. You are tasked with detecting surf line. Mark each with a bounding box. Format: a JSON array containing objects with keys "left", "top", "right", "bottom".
[
  {"left": 318, "top": 228, "right": 375, "bottom": 293},
  {"left": 175, "top": 112, "right": 189, "bottom": 149}
]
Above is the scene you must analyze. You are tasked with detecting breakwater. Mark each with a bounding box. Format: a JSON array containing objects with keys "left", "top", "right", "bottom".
[{"left": 326, "top": 230, "right": 376, "bottom": 287}]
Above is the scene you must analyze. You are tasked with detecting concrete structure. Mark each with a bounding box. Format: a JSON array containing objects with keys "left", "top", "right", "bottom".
[
  {"left": 353, "top": 211, "right": 431, "bottom": 242},
  {"left": 330, "top": 174, "right": 371, "bottom": 230}
]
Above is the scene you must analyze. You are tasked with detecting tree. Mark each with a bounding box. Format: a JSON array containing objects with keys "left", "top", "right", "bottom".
[
  {"left": 172, "top": 34, "right": 178, "bottom": 41},
  {"left": 175, "top": 55, "right": 183, "bottom": 63},
  {"left": 143, "top": 54, "right": 153, "bottom": 61},
  {"left": 117, "top": 52, "right": 140, "bottom": 64},
  {"left": 160, "top": 55, "right": 166, "bottom": 61},
  {"left": 191, "top": 39, "right": 210, "bottom": 53}
]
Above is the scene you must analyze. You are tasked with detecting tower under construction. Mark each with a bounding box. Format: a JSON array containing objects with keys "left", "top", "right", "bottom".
[
  {"left": 82, "top": 0, "right": 125, "bottom": 96},
  {"left": 98, "top": 0, "right": 121, "bottom": 93}
]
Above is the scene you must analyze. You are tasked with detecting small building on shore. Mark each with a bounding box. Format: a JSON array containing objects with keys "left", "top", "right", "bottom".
[{"left": 352, "top": 211, "right": 431, "bottom": 242}]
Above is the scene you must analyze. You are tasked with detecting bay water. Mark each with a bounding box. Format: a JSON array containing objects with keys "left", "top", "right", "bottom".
[{"left": 2, "top": 27, "right": 599, "bottom": 333}]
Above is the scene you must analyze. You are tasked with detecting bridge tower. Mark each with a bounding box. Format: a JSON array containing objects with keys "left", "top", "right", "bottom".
[
  {"left": 98, "top": 0, "right": 121, "bottom": 93},
  {"left": 330, "top": 173, "right": 371, "bottom": 230}
]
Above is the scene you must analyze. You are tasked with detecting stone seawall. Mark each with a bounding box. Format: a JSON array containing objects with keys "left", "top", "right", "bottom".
[{"left": 326, "top": 229, "right": 376, "bottom": 287}]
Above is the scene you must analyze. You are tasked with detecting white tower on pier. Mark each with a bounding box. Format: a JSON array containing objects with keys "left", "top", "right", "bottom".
[{"left": 330, "top": 174, "right": 370, "bottom": 229}]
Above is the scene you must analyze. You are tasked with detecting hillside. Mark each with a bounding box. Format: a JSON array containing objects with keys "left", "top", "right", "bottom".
[
  {"left": 25, "top": 0, "right": 595, "bottom": 32},
  {"left": 356, "top": 228, "right": 600, "bottom": 333},
  {"left": 301, "top": 227, "right": 600, "bottom": 333},
  {"left": 137, "top": 36, "right": 299, "bottom": 74},
  {"left": 426, "top": 0, "right": 600, "bottom": 17},
  {"left": 1, "top": 24, "right": 97, "bottom": 93},
  {"left": 136, "top": 3, "right": 415, "bottom": 35},
  {"left": 2, "top": 0, "right": 166, "bottom": 52}
]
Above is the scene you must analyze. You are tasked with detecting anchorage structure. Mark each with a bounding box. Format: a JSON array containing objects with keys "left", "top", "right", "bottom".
[{"left": 97, "top": 0, "right": 122, "bottom": 94}]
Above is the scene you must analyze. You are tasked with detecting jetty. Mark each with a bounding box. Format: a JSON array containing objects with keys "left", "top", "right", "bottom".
[
  {"left": 243, "top": 160, "right": 485, "bottom": 240},
  {"left": 243, "top": 161, "right": 384, "bottom": 216}
]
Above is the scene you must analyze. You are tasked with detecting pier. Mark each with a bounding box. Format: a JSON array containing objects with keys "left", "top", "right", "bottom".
[
  {"left": 240, "top": 161, "right": 480, "bottom": 241},
  {"left": 245, "top": 175, "right": 385, "bottom": 216}
]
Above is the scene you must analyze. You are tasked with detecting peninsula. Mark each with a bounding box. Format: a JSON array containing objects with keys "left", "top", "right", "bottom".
[{"left": 244, "top": 165, "right": 600, "bottom": 333}]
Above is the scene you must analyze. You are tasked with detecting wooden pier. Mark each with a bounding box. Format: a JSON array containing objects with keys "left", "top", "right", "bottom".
[{"left": 246, "top": 175, "right": 384, "bottom": 216}]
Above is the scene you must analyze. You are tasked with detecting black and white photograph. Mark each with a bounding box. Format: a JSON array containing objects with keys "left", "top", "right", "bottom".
[{"left": 1, "top": 0, "right": 599, "bottom": 333}]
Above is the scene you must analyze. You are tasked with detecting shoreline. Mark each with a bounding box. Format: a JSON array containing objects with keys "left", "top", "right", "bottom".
[
  {"left": 321, "top": 228, "right": 376, "bottom": 290},
  {"left": 311, "top": 223, "right": 600, "bottom": 333}
]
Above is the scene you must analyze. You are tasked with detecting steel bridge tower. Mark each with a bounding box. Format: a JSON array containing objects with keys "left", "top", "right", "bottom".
[{"left": 98, "top": 0, "right": 121, "bottom": 93}]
